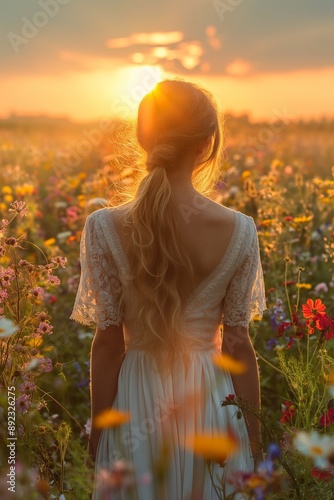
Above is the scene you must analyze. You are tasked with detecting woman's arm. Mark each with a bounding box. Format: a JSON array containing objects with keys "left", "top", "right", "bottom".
[
  {"left": 221, "top": 324, "right": 261, "bottom": 465},
  {"left": 89, "top": 324, "right": 125, "bottom": 460}
]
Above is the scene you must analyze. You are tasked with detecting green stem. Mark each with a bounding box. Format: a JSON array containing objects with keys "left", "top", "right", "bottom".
[
  {"left": 284, "top": 259, "right": 293, "bottom": 321},
  {"left": 255, "top": 350, "right": 285, "bottom": 375},
  {"left": 35, "top": 386, "right": 87, "bottom": 436}
]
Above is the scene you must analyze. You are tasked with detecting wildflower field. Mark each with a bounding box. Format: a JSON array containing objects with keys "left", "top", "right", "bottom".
[{"left": 0, "top": 115, "right": 334, "bottom": 499}]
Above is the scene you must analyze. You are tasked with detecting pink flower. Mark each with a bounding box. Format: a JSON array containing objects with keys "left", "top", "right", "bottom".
[
  {"left": 47, "top": 274, "right": 60, "bottom": 286},
  {"left": 50, "top": 256, "right": 67, "bottom": 268},
  {"left": 0, "top": 267, "right": 15, "bottom": 288},
  {"left": 314, "top": 283, "right": 329, "bottom": 294},
  {"left": 9, "top": 200, "right": 28, "bottom": 217},
  {"left": 0, "top": 289, "right": 8, "bottom": 303},
  {"left": 29, "top": 287, "right": 45, "bottom": 300},
  {"left": 36, "top": 322, "right": 53, "bottom": 336}
]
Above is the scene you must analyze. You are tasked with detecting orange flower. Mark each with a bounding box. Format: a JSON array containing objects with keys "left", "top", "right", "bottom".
[
  {"left": 212, "top": 353, "right": 247, "bottom": 374},
  {"left": 302, "top": 299, "right": 326, "bottom": 319},
  {"left": 186, "top": 431, "right": 239, "bottom": 463},
  {"left": 93, "top": 409, "right": 131, "bottom": 429}
]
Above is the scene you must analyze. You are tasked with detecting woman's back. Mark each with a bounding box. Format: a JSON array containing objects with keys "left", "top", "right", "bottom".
[{"left": 111, "top": 195, "right": 236, "bottom": 298}]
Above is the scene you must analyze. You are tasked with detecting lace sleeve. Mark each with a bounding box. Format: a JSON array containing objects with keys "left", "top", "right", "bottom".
[
  {"left": 70, "top": 212, "right": 124, "bottom": 329},
  {"left": 222, "top": 218, "right": 266, "bottom": 327}
]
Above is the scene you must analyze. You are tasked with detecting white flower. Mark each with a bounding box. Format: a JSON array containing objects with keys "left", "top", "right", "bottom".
[
  {"left": 0, "top": 318, "right": 18, "bottom": 338},
  {"left": 56, "top": 231, "right": 71, "bottom": 243},
  {"left": 294, "top": 431, "right": 334, "bottom": 469}
]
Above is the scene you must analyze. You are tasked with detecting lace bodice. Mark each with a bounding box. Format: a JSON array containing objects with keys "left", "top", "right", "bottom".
[{"left": 70, "top": 207, "right": 266, "bottom": 351}]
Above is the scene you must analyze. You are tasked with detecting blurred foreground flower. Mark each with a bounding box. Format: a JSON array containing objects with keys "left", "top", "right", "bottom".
[
  {"left": 212, "top": 352, "right": 247, "bottom": 374},
  {"left": 294, "top": 431, "right": 334, "bottom": 469},
  {"left": 96, "top": 460, "right": 135, "bottom": 493},
  {"left": 93, "top": 409, "right": 131, "bottom": 429},
  {"left": 185, "top": 431, "right": 239, "bottom": 464},
  {"left": 0, "top": 317, "right": 18, "bottom": 338}
]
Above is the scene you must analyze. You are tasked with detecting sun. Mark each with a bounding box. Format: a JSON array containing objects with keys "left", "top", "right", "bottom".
[{"left": 112, "top": 64, "right": 166, "bottom": 118}]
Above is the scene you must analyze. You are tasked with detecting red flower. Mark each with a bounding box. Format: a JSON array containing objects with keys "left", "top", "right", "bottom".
[
  {"left": 319, "top": 408, "right": 334, "bottom": 428},
  {"left": 302, "top": 299, "right": 326, "bottom": 319},
  {"left": 311, "top": 467, "right": 334, "bottom": 481},
  {"left": 282, "top": 280, "right": 296, "bottom": 287},
  {"left": 277, "top": 321, "right": 292, "bottom": 337},
  {"left": 225, "top": 394, "right": 236, "bottom": 402},
  {"left": 280, "top": 401, "right": 296, "bottom": 423},
  {"left": 313, "top": 313, "right": 334, "bottom": 341}
]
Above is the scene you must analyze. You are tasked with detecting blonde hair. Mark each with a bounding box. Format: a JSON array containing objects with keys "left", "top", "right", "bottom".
[{"left": 115, "top": 79, "right": 223, "bottom": 362}]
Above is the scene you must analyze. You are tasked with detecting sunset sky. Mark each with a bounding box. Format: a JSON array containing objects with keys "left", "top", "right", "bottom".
[{"left": 2, "top": 0, "right": 334, "bottom": 122}]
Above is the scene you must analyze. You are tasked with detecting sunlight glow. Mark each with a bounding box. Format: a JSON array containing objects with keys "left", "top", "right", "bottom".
[{"left": 113, "top": 65, "right": 167, "bottom": 118}]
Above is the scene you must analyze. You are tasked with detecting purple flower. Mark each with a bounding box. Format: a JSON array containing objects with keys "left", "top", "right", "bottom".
[
  {"left": 266, "top": 338, "right": 278, "bottom": 350},
  {"left": 267, "top": 443, "right": 281, "bottom": 460},
  {"left": 19, "top": 381, "right": 36, "bottom": 393},
  {"left": 38, "top": 357, "right": 53, "bottom": 373},
  {"left": 16, "top": 394, "right": 31, "bottom": 414},
  {"left": 257, "top": 459, "right": 274, "bottom": 476},
  {"left": 36, "top": 322, "right": 53, "bottom": 336}
]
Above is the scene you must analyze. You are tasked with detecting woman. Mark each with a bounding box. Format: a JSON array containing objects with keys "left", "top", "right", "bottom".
[{"left": 71, "top": 79, "right": 266, "bottom": 499}]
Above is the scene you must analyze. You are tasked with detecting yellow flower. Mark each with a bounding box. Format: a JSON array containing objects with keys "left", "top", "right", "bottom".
[
  {"left": 0, "top": 202, "right": 7, "bottom": 212},
  {"left": 186, "top": 432, "right": 239, "bottom": 462},
  {"left": 271, "top": 159, "right": 283, "bottom": 169},
  {"left": 44, "top": 238, "right": 56, "bottom": 246},
  {"left": 2, "top": 186, "right": 12, "bottom": 194},
  {"left": 93, "top": 409, "right": 131, "bottom": 429},
  {"left": 321, "top": 197, "right": 332, "bottom": 204},
  {"left": 293, "top": 215, "right": 313, "bottom": 224},
  {"left": 212, "top": 353, "right": 247, "bottom": 374},
  {"left": 326, "top": 371, "right": 334, "bottom": 386},
  {"left": 252, "top": 315, "right": 262, "bottom": 321},
  {"left": 296, "top": 283, "right": 312, "bottom": 290},
  {"left": 4, "top": 195, "right": 13, "bottom": 203},
  {"left": 260, "top": 219, "right": 275, "bottom": 227},
  {"left": 246, "top": 475, "right": 267, "bottom": 489},
  {"left": 241, "top": 170, "right": 251, "bottom": 180},
  {"left": 27, "top": 337, "right": 43, "bottom": 348}
]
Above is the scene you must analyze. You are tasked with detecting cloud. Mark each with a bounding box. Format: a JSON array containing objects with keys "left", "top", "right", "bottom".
[
  {"left": 0, "top": 0, "right": 333, "bottom": 79},
  {"left": 225, "top": 59, "right": 252, "bottom": 77},
  {"left": 106, "top": 31, "right": 184, "bottom": 49},
  {"left": 105, "top": 29, "right": 221, "bottom": 72}
]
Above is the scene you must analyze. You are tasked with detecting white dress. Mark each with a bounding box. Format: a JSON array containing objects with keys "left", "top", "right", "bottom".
[{"left": 70, "top": 207, "right": 266, "bottom": 500}]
